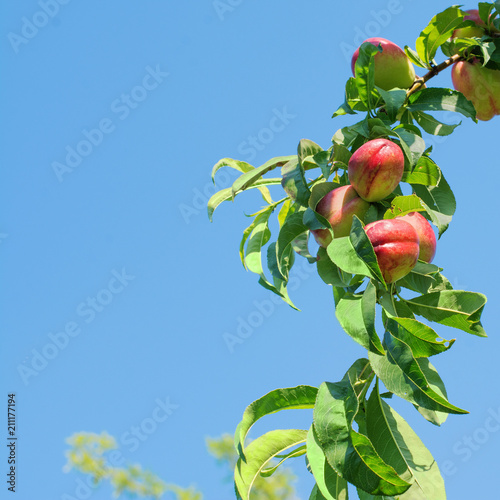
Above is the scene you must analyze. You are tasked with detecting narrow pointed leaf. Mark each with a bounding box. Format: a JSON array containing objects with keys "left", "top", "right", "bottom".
[
  {"left": 281, "top": 158, "right": 311, "bottom": 206},
  {"left": 307, "top": 426, "right": 349, "bottom": 500},
  {"left": 414, "top": 111, "right": 461, "bottom": 136},
  {"left": 316, "top": 247, "right": 354, "bottom": 287},
  {"left": 369, "top": 332, "right": 467, "bottom": 415},
  {"left": 292, "top": 232, "right": 317, "bottom": 263},
  {"left": 349, "top": 216, "right": 386, "bottom": 285},
  {"left": 258, "top": 273, "right": 299, "bottom": 310},
  {"left": 211, "top": 157, "right": 254, "bottom": 181},
  {"left": 399, "top": 269, "right": 453, "bottom": 295},
  {"left": 414, "top": 358, "right": 450, "bottom": 426},
  {"left": 231, "top": 155, "right": 296, "bottom": 197},
  {"left": 212, "top": 158, "right": 275, "bottom": 204},
  {"left": 392, "top": 128, "right": 426, "bottom": 168},
  {"left": 313, "top": 360, "right": 411, "bottom": 496},
  {"left": 234, "top": 429, "right": 308, "bottom": 500},
  {"left": 207, "top": 178, "right": 281, "bottom": 222},
  {"left": 244, "top": 209, "right": 273, "bottom": 275},
  {"left": 335, "top": 283, "right": 384, "bottom": 354},
  {"left": 327, "top": 236, "right": 373, "bottom": 281},
  {"left": 260, "top": 445, "right": 306, "bottom": 477},
  {"left": 407, "top": 88, "right": 476, "bottom": 120},
  {"left": 386, "top": 316, "right": 455, "bottom": 357},
  {"left": 412, "top": 173, "right": 455, "bottom": 236},
  {"left": 276, "top": 211, "right": 309, "bottom": 276},
  {"left": 234, "top": 385, "right": 317, "bottom": 460},
  {"left": 415, "top": 7, "right": 464, "bottom": 65},
  {"left": 278, "top": 198, "right": 294, "bottom": 227},
  {"left": 366, "top": 384, "right": 446, "bottom": 499},
  {"left": 404, "top": 46, "right": 427, "bottom": 68},
  {"left": 404, "top": 290, "right": 487, "bottom": 337},
  {"left": 354, "top": 42, "right": 382, "bottom": 110}
]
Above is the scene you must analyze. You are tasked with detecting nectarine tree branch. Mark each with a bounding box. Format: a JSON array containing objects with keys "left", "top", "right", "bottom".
[{"left": 406, "top": 53, "right": 464, "bottom": 98}]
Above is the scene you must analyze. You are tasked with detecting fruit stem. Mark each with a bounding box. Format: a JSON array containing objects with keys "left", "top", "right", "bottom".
[{"left": 406, "top": 53, "right": 464, "bottom": 98}]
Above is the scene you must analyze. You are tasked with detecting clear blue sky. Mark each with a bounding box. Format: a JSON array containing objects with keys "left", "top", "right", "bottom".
[{"left": 1, "top": 1, "right": 499, "bottom": 499}]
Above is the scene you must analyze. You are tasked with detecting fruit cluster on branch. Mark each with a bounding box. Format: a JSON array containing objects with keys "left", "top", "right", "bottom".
[{"left": 208, "top": 4, "right": 498, "bottom": 499}]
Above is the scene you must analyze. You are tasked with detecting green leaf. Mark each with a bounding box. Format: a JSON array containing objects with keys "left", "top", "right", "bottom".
[
  {"left": 306, "top": 426, "right": 349, "bottom": 500},
  {"left": 333, "top": 78, "right": 368, "bottom": 118},
  {"left": 260, "top": 445, "right": 306, "bottom": 477},
  {"left": 234, "top": 385, "right": 317, "bottom": 460},
  {"left": 278, "top": 198, "right": 294, "bottom": 228},
  {"left": 402, "top": 156, "right": 441, "bottom": 186},
  {"left": 399, "top": 268, "right": 453, "bottom": 295},
  {"left": 412, "top": 172, "right": 455, "bottom": 236},
  {"left": 298, "top": 139, "right": 324, "bottom": 165},
  {"left": 377, "top": 88, "right": 407, "bottom": 122},
  {"left": 354, "top": 42, "right": 383, "bottom": 111},
  {"left": 303, "top": 150, "right": 334, "bottom": 180},
  {"left": 415, "top": 6, "right": 464, "bottom": 65},
  {"left": 239, "top": 208, "right": 272, "bottom": 268},
  {"left": 383, "top": 194, "right": 425, "bottom": 219},
  {"left": 414, "top": 111, "right": 461, "bottom": 136},
  {"left": 366, "top": 383, "right": 447, "bottom": 499},
  {"left": 234, "top": 429, "right": 308, "bottom": 500},
  {"left": 231, "top": 155, "right": 296, "bottom": 198},
  {"left": 332, "top": 126, "right": 360, "bottom": 148},
  {"left": 261, "top": 273, "right": 299, "bottom": 310},
  {"left": 313, "top": 359, "right": 411, "bottom": 496},
  {"left": 392, "top": 127, "right": 426, "bottom": 168},
  {"left": 207, "top": 178, "right": 281, "bottom": 222},
  {"left": 479, "top": 2, "right": 494, "bottom": 22},
  {"left": 349, "top": 217, "right": 386, "bottom": 285},
  {"left": 327, "top": 237, "right": 374, "bottom": 282},
  {"left": 369, "top": 333, "right": 468, "bottom": 415},
  {"left": 257, "top": 242, "right": 298, "bottom": 309},
  {"left": 292, "top": 232, "right": 317, "bottom": 263},
  {"left": 404, "top": 290, "right": 487, "bottom": 337},
  {"left": 408, "top": 261, "right": 441, "bottom": 276},
  {"left": 244, "top": 209, "right": 273, "bottom": 275},
  {"left": 212, "top": 158, "right": 274, "bottom": 204},
  {"left": 276, "top": 211, "right": 309, "bottom": 278},
  {"left": 335, "top": 282, "right": 384, "bottom": 354},
  {"left": 211, "top": 157, "right": 254, "bottom": 181},
  {"left": 414, "top": 358, "right": 451, "bottom": 426},
  {"left": 404, "top": 46, "right": 427, "bottom": 68},
  {"left": 356, "top": 489, "right": 395, "bottom": 500},
  {"left": 333, "top": 142, "right": 352, "bottom": 164},
  {"left": 316, "top": 247, "right": 354, "bottom": 287},
  {"left": 407, "top": 88, "right": 477, "bottom": 121},
  {"left": 385, "top": 315, "right": 455, "bottom": 357},
  {"left": 281, "top": 158, "right": 311, "bottom": 206}
]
